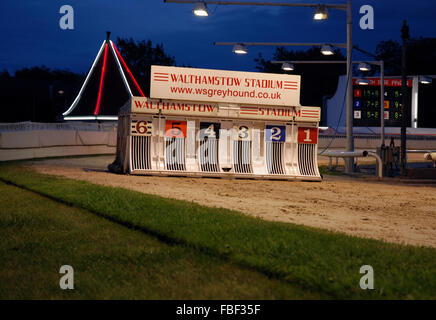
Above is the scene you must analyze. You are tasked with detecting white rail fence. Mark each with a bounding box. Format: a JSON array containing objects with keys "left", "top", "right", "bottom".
[{"left": 0, "top": 122, "right": 117, "bottom": 161}]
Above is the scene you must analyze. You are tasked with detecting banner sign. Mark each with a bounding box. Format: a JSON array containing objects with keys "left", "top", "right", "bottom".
[
  {"left": 240, "top": 105, "right": 320, "bottom": 122},
  {"left": 150, "top": 65, "right": 301, "bottom": 106},
  {"left": 131, "top": 97, "right": 218, "bottom": 117},
  {"left": 352, "top": 78, "right": 413, "bottom": 87}
]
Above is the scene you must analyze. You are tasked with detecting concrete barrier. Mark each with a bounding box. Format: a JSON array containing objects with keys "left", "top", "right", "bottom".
[{"left": 0, "top": 122, "right": 117, "bottom": 161}]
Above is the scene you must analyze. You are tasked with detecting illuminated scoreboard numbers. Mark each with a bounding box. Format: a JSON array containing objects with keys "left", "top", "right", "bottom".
[
  {"left": 354, "top": 110, "right": 361, "bottom": 119},
  {"left": 353, "top": 83, "right": 411, "bottom": 127},
  {"left": 354, "top": 99, "right": 362, "bottom": 109},
  {"left": 198, "top": 122, "right": 220, "bottom": 172},
  {"left": 232, "top": 124, "right": 252, "bottom": 173},
  {"left": 165, "top": 120, "right": 187, "bottom": 171},
  {"left": 265, "top": 125, "right": 286, "bottom": 175}
]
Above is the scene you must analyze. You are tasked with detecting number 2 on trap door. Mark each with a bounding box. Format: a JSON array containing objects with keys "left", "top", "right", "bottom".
[{"left": 265, "top": 125, "right": 286, "bottom": 142}]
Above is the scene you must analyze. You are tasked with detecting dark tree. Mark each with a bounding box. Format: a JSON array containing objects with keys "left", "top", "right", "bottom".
[
  {"left": 115, "top": 38, "right": 176, "bottom": 96},
  {"left": 0, "top": 66, "right": 83, "bottom": 123},
  {"left": 376, "top": 37, "right": 436, "bottom": 76},
  {"left": 255, "top": 46, "right": 346, "bottom": 111}
]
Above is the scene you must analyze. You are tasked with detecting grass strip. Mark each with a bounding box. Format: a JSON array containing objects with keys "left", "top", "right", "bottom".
[
  {"left": 0, "top": 163, "right": 435, "bottom": 299},
  {"left": 0, "top": 181, "right": 326, "bottom": 299}
]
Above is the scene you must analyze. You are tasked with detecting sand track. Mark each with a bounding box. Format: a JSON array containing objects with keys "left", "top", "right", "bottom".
[{"left": 26, "top": 156, "right": 436, "bottom": 248}]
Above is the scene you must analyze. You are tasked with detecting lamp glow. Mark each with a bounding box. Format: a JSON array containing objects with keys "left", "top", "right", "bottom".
[
  {"left": 357, "top": 78, "right": 370, "bottom": 85},
  {"left": 358, "top": 62, "right": 371, "bottom": 72},
  {"left": 232, "top": 44, "right": 247, "bottom": 54},
  {"left": 313, "top": 5, "right": 328, "bottom": 20},
  {"left": 320, "top": 45, "right": 334, "bottom": 55},
  {"left": 281, "top": 62, "right": 295, "bottom": 71},
  {"left": 193, "top": 2, "right": 208, "bottom": 16},
  {"left": 419, "top": 76, "right": 432, "bottom": 84}
]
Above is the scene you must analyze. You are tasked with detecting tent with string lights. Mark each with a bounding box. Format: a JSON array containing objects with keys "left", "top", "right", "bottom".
[{"left": 62, "top": 32, "right": 145, "bottom": 121}]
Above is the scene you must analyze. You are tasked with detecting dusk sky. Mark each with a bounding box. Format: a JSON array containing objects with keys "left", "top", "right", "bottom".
[{"left": 1, "top": 0, "right": 435, "bottom": 75}]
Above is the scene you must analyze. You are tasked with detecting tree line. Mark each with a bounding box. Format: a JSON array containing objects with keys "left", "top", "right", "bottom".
[{"left": 0, "top": 36, "right": 434, "bottom": 123}]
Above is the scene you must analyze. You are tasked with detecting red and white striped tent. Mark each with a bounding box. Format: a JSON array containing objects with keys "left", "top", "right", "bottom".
[{"left": 63, "top": 32, "right": 144, "bottom": 121}]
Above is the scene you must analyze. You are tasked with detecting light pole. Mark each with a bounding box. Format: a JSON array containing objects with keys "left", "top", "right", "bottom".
[{"left": 164, "top": 0, "right": 354, "bottom": 172}]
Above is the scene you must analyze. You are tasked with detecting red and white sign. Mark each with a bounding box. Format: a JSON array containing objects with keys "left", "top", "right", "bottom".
[
  {"left": 131, "top": 97, "right": 218, "bottom": 117},
  {"left": 296, "top": 107, "right": 321, "bottom": 122},
  {"left": 238, "top": 106, "right": 320, "bottom": 122},
  {"left": 353, "top": 78, "right": 413, "bottom": 87},
  {"left": 298, "top": 127, "right": 318, "bottom": 144},
  {"left": 150, "top": 65, "right": 301, "bottom": 106}
]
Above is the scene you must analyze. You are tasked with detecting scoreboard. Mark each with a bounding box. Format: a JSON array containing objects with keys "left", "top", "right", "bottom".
[{"left": 353, "top": 78, "right": 412, "bottom": 127}]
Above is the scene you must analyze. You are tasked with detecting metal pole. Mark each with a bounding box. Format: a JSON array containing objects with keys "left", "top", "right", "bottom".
[
  {"left": 345, "top": 0, "right": 354, "bottom": 173},
  {"left": 380, "top": 60, "right": 385, "bottom": 147},
  {"left": 165, "top": 0, "right": 347, "bottom": 10},
  {"left": 400, "top": 20, "right": 409, "bottom": 176},
  {"left": 215, "top": 42, "right": 346, "bottom": 48}
]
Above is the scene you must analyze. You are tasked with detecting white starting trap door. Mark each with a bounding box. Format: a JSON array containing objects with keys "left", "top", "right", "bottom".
[
  {"left": 197, "top": 122, "right": 220, "bottom": 172},
  {"left": 124, "top": 114, "right": 320, "bottom": 180}
]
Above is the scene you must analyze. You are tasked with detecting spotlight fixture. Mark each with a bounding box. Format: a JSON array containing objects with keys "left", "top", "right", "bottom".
[
  {"left": 358, "top": 62, "right": 371, "bottom": 72},
  {"left": 320, "top": 44, "right": 334, "bottom": 55},
  {"left": 281, "top": 62, "right": 295, "bottom": 71},
  {"left": 419, "top": 76, "right": 432, "bottom": 84},
  {"left": 313, "top": 5, "right": 328, "bottom": 20},
  {"left": 192, "top": 2, "right": 208, "bottom": 16},
  {"left": 356, "top": 78, "right": 370, "bottom": 85},
  {"left": 232, "top": 44, "right": 247, "bottom": 54}
]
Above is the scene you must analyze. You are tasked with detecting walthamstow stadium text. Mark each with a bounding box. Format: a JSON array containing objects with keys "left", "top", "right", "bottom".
[
  {"left": 134, "top": 100, "right": 216, "bottom": 113},
  {"left": 170, "top": 74, "right": 288, "bottom": 89},
  {"left": 133, "top": 100, "right": 302, "bottom": 119}
]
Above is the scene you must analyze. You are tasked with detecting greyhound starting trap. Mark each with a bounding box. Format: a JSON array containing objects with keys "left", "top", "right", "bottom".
[{"left": 113, "top": 97, "right": 322, "bottom": 181}]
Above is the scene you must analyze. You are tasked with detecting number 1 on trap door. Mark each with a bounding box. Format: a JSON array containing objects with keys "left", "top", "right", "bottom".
[{"left": 297, "top": 127, "right": 318, "bottom": 144}]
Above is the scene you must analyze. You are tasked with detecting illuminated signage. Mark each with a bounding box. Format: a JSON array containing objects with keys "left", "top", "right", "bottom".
[
  {"left": 150, "top": 65, "right": 301, "bottom": 106},
  {"left": 353, "top": 78, "right": 412, "bottom": 127}
]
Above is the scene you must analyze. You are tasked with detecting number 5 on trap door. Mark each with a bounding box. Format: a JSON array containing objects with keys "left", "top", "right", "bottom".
[{"left": 165, "top": 120, "right": 187, "bottom": 138}]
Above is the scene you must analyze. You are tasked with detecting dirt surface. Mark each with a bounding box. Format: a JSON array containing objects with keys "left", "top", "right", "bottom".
[{"left": 25, "top": 155, "right": 436, "bottom": 248}]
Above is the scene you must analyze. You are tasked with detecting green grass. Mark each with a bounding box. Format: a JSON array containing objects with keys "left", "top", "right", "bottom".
[
  {"left": 0, "top": 180, "right": 324, "bottom": 299},
  {"left": 0, "top": 164, "right": 435, "bottom": 299},
  {"left": 318, "top": 165, "right": 346, "bottom": 176}
]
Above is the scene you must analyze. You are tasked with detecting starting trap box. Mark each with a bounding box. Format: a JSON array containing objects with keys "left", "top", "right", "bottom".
[{"left": 113, "top": 66, "right": 322, "bottom": 181}]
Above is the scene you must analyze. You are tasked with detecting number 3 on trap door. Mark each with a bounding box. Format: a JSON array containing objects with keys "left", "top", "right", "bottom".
[
  {"left": 165, "top": 120, "right": 187, "bottom": 138},
  {"left": 233, "top": 125, "right": 251, "bottom": 141},
  {"left": 297, "top": 127, "right": 318, "bottom": 144}
]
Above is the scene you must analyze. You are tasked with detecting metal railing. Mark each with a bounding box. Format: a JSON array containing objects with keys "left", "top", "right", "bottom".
[{"left": 0, "top": 122, "right": 117, "bottom": 133}]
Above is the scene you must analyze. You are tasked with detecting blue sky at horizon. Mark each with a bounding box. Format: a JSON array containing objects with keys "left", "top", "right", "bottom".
[{"left": 1, "top": 0, "right": 435, "bottom": 75}]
